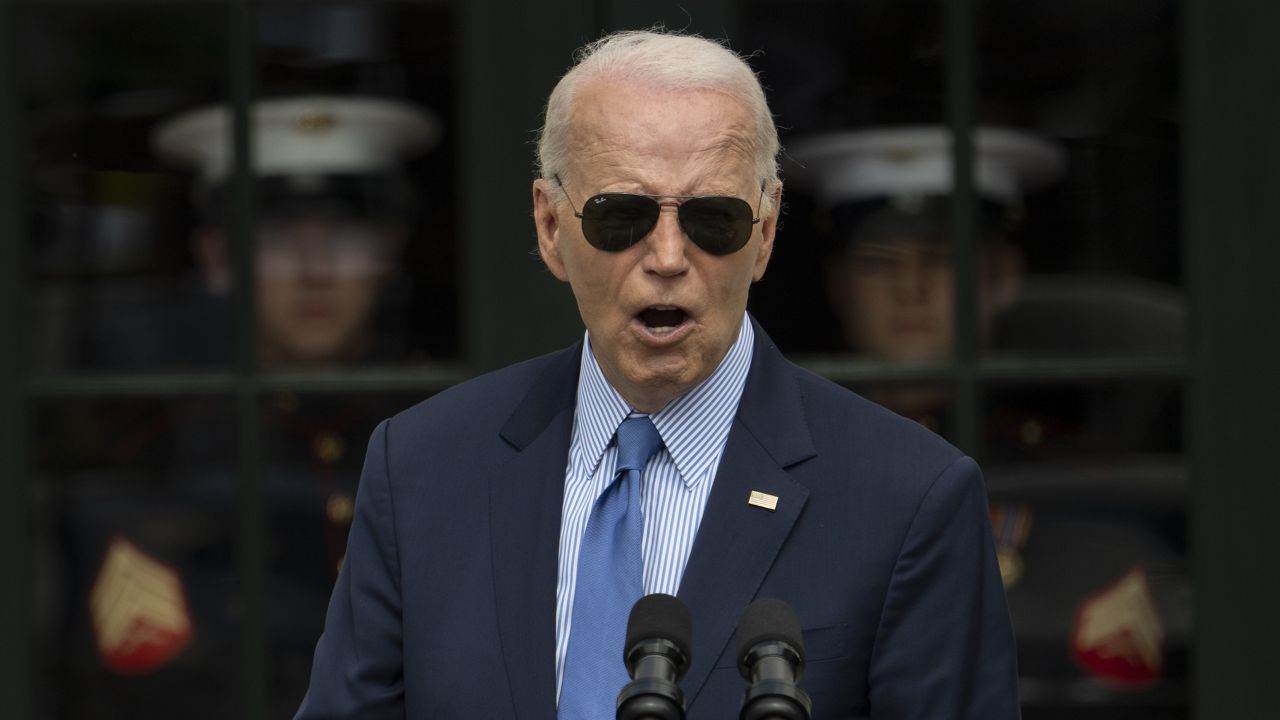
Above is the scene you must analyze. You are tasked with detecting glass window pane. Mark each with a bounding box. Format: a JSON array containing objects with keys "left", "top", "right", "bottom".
[
  {"left": 978, "top": 1, "right": 1184, "bottom": 361},
  {"left": 239, "top": 2, "right": 458, "bottom": 369},
  {"left": 838, "top": 381, "right": 956, "bottom": 440},
  {"left": 28, "top": 398, "right": 240, "bottom": 719},
  {"left": 259, "top": 391, "right": 423, "bottom": 714},
  {"left": 972, "top": 2, "right": 1189, "bottom": 717},
  {"left": 739, "top": 0, "right": 955, "bottom": 359},
  {"left": 984, "top": 381, "right": 1183, "bottom": 463},
  {"left": 19, "top": 5, "right": 231, "bottom": 373},
  {"left": 984, "top": 381, "right": 1189, "bottom": 718}
]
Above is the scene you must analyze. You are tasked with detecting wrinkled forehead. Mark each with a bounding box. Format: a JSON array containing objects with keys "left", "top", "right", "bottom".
[{"left": 564, "top": 80, "right": 760, "bottom": 191}]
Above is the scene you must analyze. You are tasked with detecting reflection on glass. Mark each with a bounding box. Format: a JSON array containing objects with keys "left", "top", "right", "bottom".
[
  {"left": 791, "top": 127, "right": 1063, "bottom": 421},
  {"left": 983, "top": 382, "right": 1188, "bottom": 718},
  {"left": 742, "top": 1, "right": 1184, "bottom": 361},
  {"left": 28, "top": 399, "right": 239, "bottom": 719},
  {"left": 991, "top": 274, "right": 1186, "bottom": 357},
  {"left": 248, "top": 2, "right": 461, "bottom": 367},
  {"left": 152, "top": 96, "right": 439, "bottom": 368},
  {"left": 19, "top": 5, "right": 228, "bottom": 373},
  {"left": 259, "top": 392, "right": 417, "bottom": 715},
  {"left": 794, "top": 126, "right": 1062, "bottom": 356},
  {"left": 843, "top": 382, "right": 955, "bottom": 440},
  {"left": 740, "top": 0, "right": 949, "bottom": 353},
  {"left": 738, "top": 3, "right": 1188, "bottom": 716},
  {"left": 976, "top": 1, "right": 1184, "bottom": 361},
  {"left": 971, "top": 6, "right": 1188, "bottom": 709},
  {"left": 984, "top": 381, "right": 1182, "bottom": 462},
  {"left": 21, "top": 2, "right": 460, "bottom": 373}
]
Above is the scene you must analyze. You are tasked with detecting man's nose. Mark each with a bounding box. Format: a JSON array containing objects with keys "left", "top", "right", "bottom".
[
  {"left": 295, "top": 230, "right": 339, "bottom": 279},
  {"left": 891, "top": 256, "right": 934, "bottom": 302},
  {"left": 641, "top": 204, "right": 690, "bottom": 276}
]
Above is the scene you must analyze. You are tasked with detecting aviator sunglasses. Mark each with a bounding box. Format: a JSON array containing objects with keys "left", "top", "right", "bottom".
[{"left": 555, "top": 174, "right": 765, "bottom": 256}]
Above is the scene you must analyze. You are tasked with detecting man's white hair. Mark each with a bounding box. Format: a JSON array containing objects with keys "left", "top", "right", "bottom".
[{"left": 536, "top": 29, "right": 780, "bottom": 213}]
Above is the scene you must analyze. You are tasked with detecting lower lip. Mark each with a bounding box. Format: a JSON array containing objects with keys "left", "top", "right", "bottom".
[
  {"left": 630, "top": 316, "right": 695, "bottom": 347},
  {"left": 893, "top": 321, "right": 935, "bottom": 333},
  {"left": 297, "top": 306, "right": 335, "bottom": 320}
]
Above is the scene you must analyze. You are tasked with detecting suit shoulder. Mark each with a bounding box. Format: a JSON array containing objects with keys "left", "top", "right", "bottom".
[
  {"left": 385, "top": 344, "right": 579, "bottom": 441},
  {"left": 787, "top": 362, "right": 967, "bottom": 487}
]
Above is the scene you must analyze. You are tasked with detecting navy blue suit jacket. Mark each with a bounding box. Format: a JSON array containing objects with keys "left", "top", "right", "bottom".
[{"left": 297, "top": 322, "right": 1019, "bottom": 719}]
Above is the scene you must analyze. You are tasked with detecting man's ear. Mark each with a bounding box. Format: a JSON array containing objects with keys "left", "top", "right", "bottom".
[
  {"left": 192, "top": 227, "right": 231, "bottom": 293},
  {"left": 532, "top": 178, "right": 569, "bottom": 282},
  {"left": 752, "top": 181, "right": 782, "bottom": 281}
]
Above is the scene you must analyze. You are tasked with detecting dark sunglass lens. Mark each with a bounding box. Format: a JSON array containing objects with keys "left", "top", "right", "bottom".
[
  {"left": 679, "top": 197, "right": 753, "bottom": 255},
  {"left": 581, "top": 194, "right": 659, "bottom": 251}
]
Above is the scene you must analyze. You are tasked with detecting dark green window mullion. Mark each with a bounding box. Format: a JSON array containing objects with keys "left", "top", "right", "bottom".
[
  {"left": 227, "top": 0, "right": 265, "bottom": 718},
  {"left": 19, "top": 367, "right": 470, "bottom": 401},
  {"left": 945, "top": 0, "right": 982, "bottom": 456},
  {"left": 0, "top": 0, "right": 31, "bottom": 716},
  {"left": 799, "top": 356, "right": 1190, "bottom": 386},
  {"left": 1186, "top": 0, "right": 1280, "bottom": 714},
  {"left": 460, "top": 0, "right": 595, "bottom": 371},
  {"left": 13, "top": 355, "right": 1189, "bottom": 402}
]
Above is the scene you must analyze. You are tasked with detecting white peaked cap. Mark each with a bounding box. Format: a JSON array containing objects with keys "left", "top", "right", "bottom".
[
  {"left": 152, "top": 95, "right": 440, "bottom": 183},
  {"left": 789, "top": 126, "right": 1066, "bottom": 206}
]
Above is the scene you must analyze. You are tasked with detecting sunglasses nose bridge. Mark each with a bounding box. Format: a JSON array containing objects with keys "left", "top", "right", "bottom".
[
  {"left": 646, "top": 198, "right": 683, "bottom": 236},
  {"left": 642, "top": 200, "right": 692, "bottom": 273},
  {"left": 650, "top": 198, "right": 683, "bottom": 228}
]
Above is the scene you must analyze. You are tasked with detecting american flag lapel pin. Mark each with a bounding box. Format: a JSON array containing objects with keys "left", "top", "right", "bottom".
[{"left": 748, "top": 490, "right": 779, "bottom": 512}]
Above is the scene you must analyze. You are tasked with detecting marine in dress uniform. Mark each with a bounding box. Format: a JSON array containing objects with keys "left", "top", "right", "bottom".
[
  {"left": 789, "top": 126, "right": 1191, "bottom": 718},
  {"left": 39, "top": 97, "right": 440, "bottom": 719}
]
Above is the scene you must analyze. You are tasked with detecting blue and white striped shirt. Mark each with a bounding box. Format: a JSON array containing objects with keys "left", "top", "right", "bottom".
[{"left": 554, "top": 315, "right": 755, "bottom": 700}]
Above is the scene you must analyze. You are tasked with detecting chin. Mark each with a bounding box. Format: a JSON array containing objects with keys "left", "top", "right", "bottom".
[
  {"left": 890, "top": 347, "right": 948, "bottom": 363},
  {"left": 629, "top": 358, "right": 693, "bottom": 388},
  {"left": 624, "top": 357, "right": 704, "bottom": 404},
  {"left": 290, "top": 336, "right": 352, "bottom": 362}
]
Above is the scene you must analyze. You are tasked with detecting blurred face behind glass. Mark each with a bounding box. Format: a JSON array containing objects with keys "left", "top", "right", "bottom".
[
  {"left": 532, "top": 81, "right": 779, "bottom": 413},
  {"left": 256, "top": 211, "right": 396, "bottom": 367},
  {"left": 194, "top": 209, "right": 399, "bottom": 367},
  {"left": 840, "top": 236, "right": 954, "bottom": 362},
  {"left": 827, "top": 226, "right": 1022, "bottom": 363}
]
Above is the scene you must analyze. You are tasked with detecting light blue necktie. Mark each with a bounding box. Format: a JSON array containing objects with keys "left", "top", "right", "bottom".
[{"left": 559, "top": 415, "right": 663, "bottom": 720}]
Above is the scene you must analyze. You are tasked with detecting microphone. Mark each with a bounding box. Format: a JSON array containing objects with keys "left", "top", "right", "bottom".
[
  {"left": 616, "top": 593, "right": 692, "bottom": 720},
  {"left": 736, "top": 598, "right": 812, "bottom": 720}
]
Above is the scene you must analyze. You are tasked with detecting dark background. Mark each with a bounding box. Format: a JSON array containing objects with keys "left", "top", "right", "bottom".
[{"left": 1, "top": 1, "right": 1277, "bottom": 718}]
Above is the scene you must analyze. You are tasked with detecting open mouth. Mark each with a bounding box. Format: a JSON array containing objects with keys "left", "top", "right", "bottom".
[{"left": 637, "top": 306, "right": 690, "bottom": 335}]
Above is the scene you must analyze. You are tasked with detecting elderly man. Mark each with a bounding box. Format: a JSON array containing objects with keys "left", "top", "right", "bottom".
[{"left": 298, "top": 30, "right": 1018, "bottom": 719}]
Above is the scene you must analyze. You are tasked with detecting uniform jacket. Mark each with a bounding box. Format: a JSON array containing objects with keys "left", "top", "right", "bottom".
[{"left": 297, "top": 319, "right": 1020, "bottom": 719}]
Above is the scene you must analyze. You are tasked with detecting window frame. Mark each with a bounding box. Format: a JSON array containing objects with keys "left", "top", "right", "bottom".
[{"left": 3, "top": 0, "right": 1278, "bottom": 718}]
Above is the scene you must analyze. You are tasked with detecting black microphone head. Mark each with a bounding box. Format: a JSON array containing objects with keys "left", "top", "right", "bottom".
[
  {"left": 625, "top": 593, "right": 693, "bottom": 662},
  {"left": 735, "top": 598, "right": 805, "bottom": 676}
]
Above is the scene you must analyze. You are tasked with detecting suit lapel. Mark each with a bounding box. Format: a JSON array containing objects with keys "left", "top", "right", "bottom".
[
  {"left": 489, "top": 344, "right": 581, "bottom": 720},
  {"left": 677, "top": 322, "right": 817, "bottom": 708},
  {"left": 486, "top": 324, "right": 816, "bottom": 716}
]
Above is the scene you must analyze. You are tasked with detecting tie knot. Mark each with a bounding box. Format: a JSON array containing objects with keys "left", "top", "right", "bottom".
[{"left": 615, "top": 416, "right": 663, "bottom": 475}]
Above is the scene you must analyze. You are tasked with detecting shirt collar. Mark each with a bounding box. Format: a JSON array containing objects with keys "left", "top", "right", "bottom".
[{"left": 572, "top": 313, "right": 755, "bottom": 489}]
